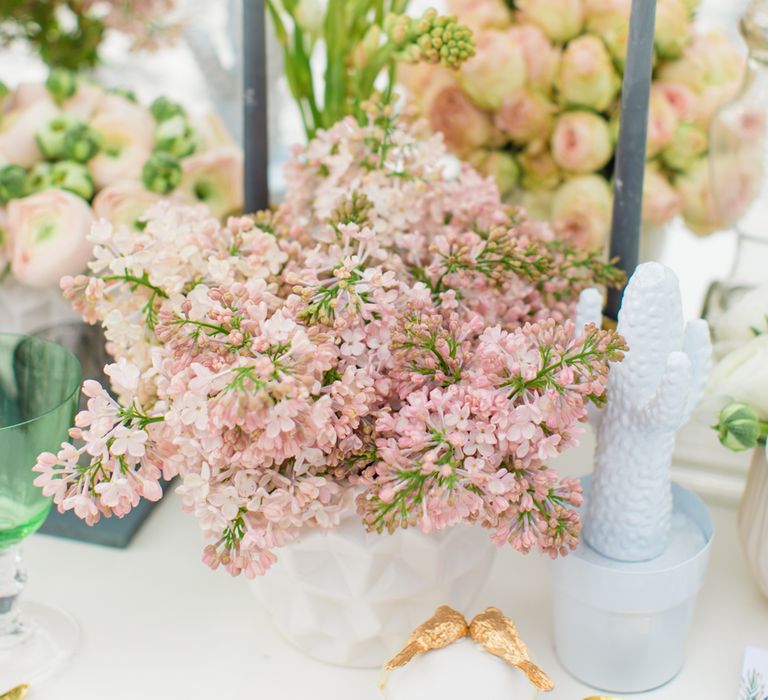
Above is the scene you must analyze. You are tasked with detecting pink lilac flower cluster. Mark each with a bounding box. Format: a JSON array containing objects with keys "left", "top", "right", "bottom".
[
  {"left": 36, "top": 107, "right": 625, "bottom": 577},
  {"left": 81, "top": 0, "right": 181, "bottom": 50}
]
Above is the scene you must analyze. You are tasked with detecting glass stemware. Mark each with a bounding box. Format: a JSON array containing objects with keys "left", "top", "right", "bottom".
[{"left": 0, "top": 334, "right": 82, "bottom": 692}]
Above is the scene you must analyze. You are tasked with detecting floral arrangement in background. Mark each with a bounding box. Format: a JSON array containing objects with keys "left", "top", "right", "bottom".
[
  {"left": 268, "top": 1, "right": 476, "bottom": 138},
  {"left": 34, "top": 103, "right": 626, "bottom": 578},
  {"left": 708, "top": 285, "right": 768, "bottom": 454},
  {"left": 0, "top": 70, "right": 243, "bottom": 288},
  {"left": 402, "top": 0, "right": 747, "bottom": 250},
  {"left": 0, "top": 0, "right": 180, "bottom": 71}
]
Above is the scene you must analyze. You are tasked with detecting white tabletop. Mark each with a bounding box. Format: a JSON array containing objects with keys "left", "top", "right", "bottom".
[{"left": 18, "top": 432, "right": 768, "bottom": 700}]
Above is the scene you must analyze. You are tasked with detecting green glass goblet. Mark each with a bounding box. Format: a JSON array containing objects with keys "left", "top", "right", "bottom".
[{"left": 0, "top": 334, "right": 81, "bottom": 692}]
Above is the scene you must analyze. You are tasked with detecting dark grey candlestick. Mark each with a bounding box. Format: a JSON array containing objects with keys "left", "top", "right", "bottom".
[
  {"left": 606, "top": 0, "right": 657, "bottom": 320},
  {"left": 244, "top": 0, "right": 270, "bottom": 212}
]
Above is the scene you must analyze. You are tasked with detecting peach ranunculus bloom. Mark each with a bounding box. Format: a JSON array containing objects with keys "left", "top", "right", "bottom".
[
  {"left": 642, "top": 164, "right": 683, "bottom": 227},
  {"left": 556, "top": 34, "right": 619, "bottom": 112},
  {"left": 7, "top": 189, "right": 94, "bottom": 287},
  {"left": 446, "top": 0, "right": 512, "bottom": 31},
  {"left": 177, "top": 147, "right": 244, "bottom": 220},
  {"left": 516, "top": 0, "right": 584, "bottom": 43},
  {"left": 0, "top": 100, "right": 60, "bottom": 168},
  {"left": 92, "top": 181, "right": 164, "bottom": 231},
  {"left": 506, "top": 24, "right": 561, "bottom": 92},
  {"left": 495, "top": 88, "right": 556, "bottom": 146},
  {"left": 551, "top": 174, "right": 613, "bottom": 251},
  {"left": 550, "top": 111, "right": 613, "bottom": 174},
  {"left": 458, "top": 29, "right": 527, "bottom": 111}
]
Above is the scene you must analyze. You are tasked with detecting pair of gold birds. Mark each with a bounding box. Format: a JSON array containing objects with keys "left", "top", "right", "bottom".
[{"left": 387, "top": 605, "right": 619, "bottom": 700}]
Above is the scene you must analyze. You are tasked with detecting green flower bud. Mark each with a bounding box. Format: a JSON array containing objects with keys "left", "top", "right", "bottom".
[
  {"left": 0, "top": 165, "right": 28, "bottom": 203},
  {"left": 390, "top": 9, "right": 475, "bottom": 70},
  {"left": 50, "top": 161, "right": 95, "bottom": 201},
  {"left": 109, "top": 87, "right": 138, "bottom": 103},
  {"left": 154, "top": 115, "right": 197, "bottom": 158},
  {"left": 63, "top": 123, "right": 102, "bottom": 163},
  {"left": 150, "top": 96, "right": 185, "bottom": 123},
  {"left": 35, "top": 115, "right": 79, "bottom": 161},
  {"left": 46, "top": 68, "right": 78, "bottom": 103},
  {"left": 716, "top": 402, "right": 761, "bottom": 452},
  {"left": 142, "top": 152, "right": 182, "bottom": 194},
  {"left": 26, "top": 163, "right": 54, "bottom": 194}
]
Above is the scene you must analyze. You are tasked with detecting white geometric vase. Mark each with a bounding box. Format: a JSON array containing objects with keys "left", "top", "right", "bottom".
[
  {"left": 739, "top": 448, "right": 768, "bottom": 598},
  {"left": 251, "top": 512, "right": 496, "bottom": 668}
]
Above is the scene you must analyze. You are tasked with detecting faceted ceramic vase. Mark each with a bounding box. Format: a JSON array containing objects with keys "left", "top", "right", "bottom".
[
  {"left": 252, "top": 512, "right": 496, "bottom": 668},
  {"left": 739, "top": 448, "right": 768, "bottom": 597}
]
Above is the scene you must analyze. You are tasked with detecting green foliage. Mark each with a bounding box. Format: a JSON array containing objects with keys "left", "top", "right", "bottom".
[
  {"left": 0, "top": 1, "right": 105, "bottom": 70},
  {"left": 266, "top": 1, "right": 475, "bottom": 139}
]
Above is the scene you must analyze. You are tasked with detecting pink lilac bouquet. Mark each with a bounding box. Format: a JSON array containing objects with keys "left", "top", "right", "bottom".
[
  {"left": 0, "top": 72, "right": 242, "bottom": 288},
  {"left": 403, "top": 0, "right": 747, "bottom": 250},
  {"left": 34, "top": 104, "right": 626, "bottom": 578}
]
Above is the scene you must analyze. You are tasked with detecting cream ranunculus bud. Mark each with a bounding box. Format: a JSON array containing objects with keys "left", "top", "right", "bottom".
[
  {"left": 0, "top": 165, "right": 28, "bottom": 203},
  {"left": 458, "top": 30, "right": 526, "bottom": 111},
  {"left": 646, "top": 87, "right": 679, "bottom": 158},
  {"left": 551, "top": 110, "right": 613, "bottom": 174},
  {"left": 447, "top": 0, "right": 512, "bottom": 31},
  {"left": 177, "top": 147, "right": 244, "bottom": 219},
  {"left": 557, "top": 35, "right": 620, "bottom": 112},
  {"left": 422, "top": 76, "right": 495, "bottom": 158},
  {"left": 655, "top": 0, "right": 693, "bottom": 59},
  {"left": 661, "top": 122, "right": 708, "bottom": 173},
  {"left": 0, "top": 100, "right": 61, "bottom": 168},
  {"left": 551, "top": 174, "right": 612, "bottom": 251},
  {"left": 506, "top": 25, "right": 561, "bottom": 92},
  {"left": 675, "top": 158, "right": 723, "bottom": 235},
  {"left": 642, "top": 164, "right": 683, "bottom": 226},
  {"left": 707, "top": 334, "right": 768, "bottom": 422},
  {"left": 92, "top": 181, "right": 163, "bottom": 231},
  {"left": 654, "top": 82, "right": 699, "bottom": 123},
  {"left": 494, "top": 88, "right": 555, "bottom": 145},
  {"left": 8, "top": 189, "right": 94, "bottom": 287},
  {"left": 518, "top": 144, "right": 562, "bottom": 191},
  {"left": 468, "top": 149, "right": 520, "bottom": 198},
  {"left": 194, "top": 112, "right": 236, "bottom": 151},
  {"left": 516, "top": 0, "right": 584, "bottom": 43},
  {"left": 716, "top": 402, "right": 762, "bottom": 452},
  {"left": 583, "top": 0, "right": 632, "bottom": 67}
]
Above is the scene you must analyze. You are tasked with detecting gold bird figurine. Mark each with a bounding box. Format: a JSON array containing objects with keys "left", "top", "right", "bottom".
[
  {"left": 386, "top": 606, "right": 469, "bottom": 670},
  {"left": 0, "top": 685, "right": 29, "bottom": 700},
  {"left": 469, "top": 607, "right": 554, "bottom": 692}
]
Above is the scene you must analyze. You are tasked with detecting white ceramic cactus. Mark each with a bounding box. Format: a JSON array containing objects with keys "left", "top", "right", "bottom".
[{"left": 581, "top": 263, "right": 712, "bottom": 562}]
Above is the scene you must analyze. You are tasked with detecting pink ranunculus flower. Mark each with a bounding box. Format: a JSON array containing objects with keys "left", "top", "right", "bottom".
[
  {"left": 446, "top": 0, "right": 512, "bottom": 31},
  {"left": 495, "top": 88, "right": 556, "bottom": 145},
  {"left": 584, "top": 4, "right": 630, "bottom": 67},
  {"left": 551, "top": 110, "right": 613, "bottom": 174},
  {"left": 516, "top": 0, "right": 584, "bottom": 43},
  {"left": 658, "top": 31, "right": 746, "bottom": 126},
  {"left": 506, "top": 24, "right": 561, "bottom": 92},
  {"left": 551, "top": 174, "right": 613, "bottom": 251},
  {"left": 0, "top": 100, "right": 60, "bottom": 168},
  {"left": 518, "top": 144, "right": 562, "bottom": 191},
  {"left": 655, "top": 0, "right": 693, "bottom": 59},
  {"left": 92, "top": 181, "right": 164, "bottom": 230},
  {"left": 654, "top": 82, "right": 699, "bottom": 123},
  {"left": 675, "top": 158, "right": 724, "bottom": 235},
  {"left": 556, "top": 34, "right": 620, "bottom": 112},
  {"left": 8, "top": 189, "right": 94, "bottom": 288},
  {"left": 63, "top": 80, "right": 106, "bottom": 121},
  {"left": 177, "top": 147, "right": 244, "bottom": 219},
  {"left": 88, "top": 97, "right": 155, "bottom": 189},
  {"left": 194, "top": 112, "right": 237, "bottom": 151},
  {"left": 458, "top": 29, "right": 527, "bottom": 111},
  {"left": 8, "top": 82, "right": 50, "bottom": 110},
  {"left": 423, "top": 79, "right": 495, "bottom": 158},
  {"left": 642, "top": 164, "right": 683, "bottom": 226},
  {"left": 646, "top": 86, "right": 679, "bottom": 158}
]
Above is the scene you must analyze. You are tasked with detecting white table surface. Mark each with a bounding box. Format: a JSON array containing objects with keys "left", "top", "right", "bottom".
[{"left": 19, "top": 431, "right": 768, "bottom": 700}]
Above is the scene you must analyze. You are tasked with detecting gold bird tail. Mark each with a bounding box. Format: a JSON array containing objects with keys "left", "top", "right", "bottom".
[
  {"left": 386, "top": 640, "right": 424, "bottom": 670},
  {"left": 517, "top": 660, "right": 554, "bottom": 692}
]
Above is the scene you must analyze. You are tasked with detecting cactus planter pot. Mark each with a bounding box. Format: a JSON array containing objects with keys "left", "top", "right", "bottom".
[
  {"left": 552, "top": 477, "right": 713, "bottom": 693},
  {"left": 557, "top": 263, "right": 715, "bottom": 693}
]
